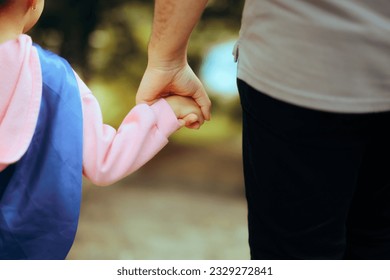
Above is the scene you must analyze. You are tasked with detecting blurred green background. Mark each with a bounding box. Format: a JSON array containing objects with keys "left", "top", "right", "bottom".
[{"left": 31, "top": 0, "right": 248, "bottom": 259}]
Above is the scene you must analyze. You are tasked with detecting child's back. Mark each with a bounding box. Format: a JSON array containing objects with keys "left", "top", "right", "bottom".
[{"left": 0, "top": 37, "right": 83, "bottom": 259}]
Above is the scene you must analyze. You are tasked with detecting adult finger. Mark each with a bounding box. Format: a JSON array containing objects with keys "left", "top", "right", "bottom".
[{"left": 192, "top": 87, "right": 212, "bottom": 121}]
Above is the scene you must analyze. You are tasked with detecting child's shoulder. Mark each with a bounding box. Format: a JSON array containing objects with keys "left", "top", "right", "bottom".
[
  {"left": 32, "top": 41, "right": 78, "bottom": 91},
  {"left": 33, "top": 43, "right": 73, "bottom": 73}
]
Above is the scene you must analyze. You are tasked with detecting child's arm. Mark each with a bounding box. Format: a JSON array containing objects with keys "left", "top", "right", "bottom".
[{"left": 74, "top": 73, "right": 198, "bottom": 186}]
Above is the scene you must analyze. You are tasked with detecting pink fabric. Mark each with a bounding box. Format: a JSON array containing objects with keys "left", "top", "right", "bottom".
[
  {"left": 0, "top": 34, "right": 181, "bottom": 184},
  {"left": 75, "top": 74, "right": 180, "bottom": 186},
  {"left": 0, "top": 35, "right": 42, "bottom": 172}
]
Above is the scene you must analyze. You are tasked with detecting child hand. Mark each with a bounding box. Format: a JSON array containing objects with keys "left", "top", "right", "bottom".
[{"left": 165, "top": 95, "right": 205, "bottom": 129}]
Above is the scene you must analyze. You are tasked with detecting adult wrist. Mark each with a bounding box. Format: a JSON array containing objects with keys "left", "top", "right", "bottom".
[{"left": 147, "top": 42, "right": 188, "bottom": 70}]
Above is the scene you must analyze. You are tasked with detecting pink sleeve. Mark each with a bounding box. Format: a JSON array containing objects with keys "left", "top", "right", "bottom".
[{"left": 74, "top": 73, "right": 180, "bottom": 186}]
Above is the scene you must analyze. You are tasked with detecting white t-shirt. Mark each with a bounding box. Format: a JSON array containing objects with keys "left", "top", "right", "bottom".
[{"left": 237, "top": 0, "right": 390, "bottom": 113}]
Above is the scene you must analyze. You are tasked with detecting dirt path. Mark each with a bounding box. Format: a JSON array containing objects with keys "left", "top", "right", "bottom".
[{"left": 67, "top": 142, "right": 250, "bottom": 260}]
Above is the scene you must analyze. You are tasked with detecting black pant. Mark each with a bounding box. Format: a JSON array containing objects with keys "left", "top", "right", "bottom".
[{"left": 238, "top": 79, "right": 390, "bottom": 260}]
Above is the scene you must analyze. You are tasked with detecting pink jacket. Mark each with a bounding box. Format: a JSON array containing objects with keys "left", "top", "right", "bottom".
[{"left": 0, "top": 35, "right": 180, "bottom": 186}]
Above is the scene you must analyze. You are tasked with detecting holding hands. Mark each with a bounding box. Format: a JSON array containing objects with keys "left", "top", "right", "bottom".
[
  {"left": 165, "top": 95, "right": 204, "bottom": 129},
  {"left": 135, "top": 0, "right": 211, "bottom": 130},
  {"left": 136, "top": 62, "right": 210, "bottom": 130}
]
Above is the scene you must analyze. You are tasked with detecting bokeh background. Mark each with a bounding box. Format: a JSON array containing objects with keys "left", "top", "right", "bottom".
[{"left": 31, "top": 0, "right": 248, "bottom": 259}]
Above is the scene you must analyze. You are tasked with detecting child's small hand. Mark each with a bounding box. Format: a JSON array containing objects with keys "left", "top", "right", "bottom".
[{"left": 165, "top": 95, "right": 205, "bottom": 129}]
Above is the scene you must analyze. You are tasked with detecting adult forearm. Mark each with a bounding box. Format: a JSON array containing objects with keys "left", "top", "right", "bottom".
[{"left": 148, "top": 0, "right": 208, "bottom": 67}]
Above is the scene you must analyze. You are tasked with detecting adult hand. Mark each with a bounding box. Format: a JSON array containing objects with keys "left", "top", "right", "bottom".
[{"left": 136, "top": 62, "right": 212, "bottom": 126}]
